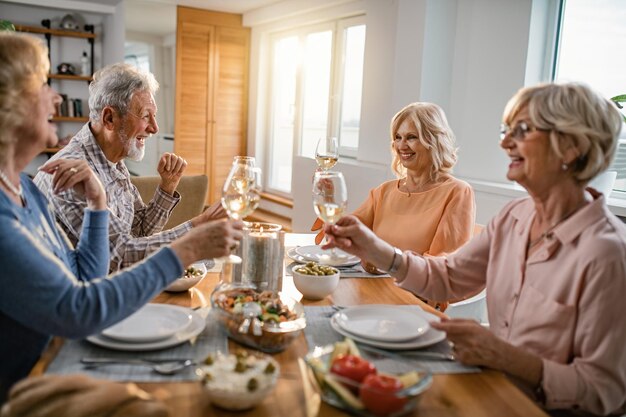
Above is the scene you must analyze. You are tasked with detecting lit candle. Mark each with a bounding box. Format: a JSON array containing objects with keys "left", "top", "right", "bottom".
[{"left": 241, "top": 223, "right": 284, "bottom": 291}]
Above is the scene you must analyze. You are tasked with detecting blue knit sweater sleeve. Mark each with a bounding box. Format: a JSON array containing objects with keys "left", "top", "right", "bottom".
[{"left": 0, "top": 177, "right": 184, "bottom": 338}]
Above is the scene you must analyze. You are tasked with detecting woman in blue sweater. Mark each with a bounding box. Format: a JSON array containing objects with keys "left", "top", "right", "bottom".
[{"left": 0, "top": 32, "right": 243, "bottom": 400}]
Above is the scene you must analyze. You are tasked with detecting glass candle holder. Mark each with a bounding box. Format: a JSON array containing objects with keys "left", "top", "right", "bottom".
[{"left": 232, "top": 222, "right": 284, "bottom": 292}]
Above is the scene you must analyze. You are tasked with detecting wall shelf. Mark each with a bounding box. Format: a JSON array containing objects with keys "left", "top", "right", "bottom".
[
  {"left": 52, "top": 116, "right": 89, "bottom": 122},
  {"left": 14, "top": 24, "right": 96, "bottom": 40},
  {"left": 49, "top": 74, "right": 92, "bottom": 82}
]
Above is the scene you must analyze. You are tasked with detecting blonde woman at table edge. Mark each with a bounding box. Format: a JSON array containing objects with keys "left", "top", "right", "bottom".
[
  {"left": 0, "top": 32, "right": 243, "bottom": 407},
  {"left": 352, "top": 102, "right": 476, "bottom": 311},
  {"left": 324, "top": 82, "right": 626, "bottom": 416}
]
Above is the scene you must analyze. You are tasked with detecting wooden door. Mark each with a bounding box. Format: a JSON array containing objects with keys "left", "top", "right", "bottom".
[
  {"left": 209, "top": 26, "right": 250, "bottom": 202},
  {"left": 174, "top": 6, "right": 249, "bottom": 204}
]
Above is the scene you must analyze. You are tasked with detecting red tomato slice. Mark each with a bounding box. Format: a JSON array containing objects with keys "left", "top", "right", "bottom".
[
  {"left": 359, "top": 374, "right": 407, "bottom": 416},
  {"left": 330, "top": 354, "right": 377, "bottom": 386}
]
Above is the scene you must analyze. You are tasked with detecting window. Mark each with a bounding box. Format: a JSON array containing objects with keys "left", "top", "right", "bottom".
[
  {"left": 266, "top": 16, "right": 366, "bottom": 195},
  {"left": 553, "top": 0, "right": 626, "bottom": 192},
  {"left": 124, "top": 41, "right": 152, "bottom": 73}
]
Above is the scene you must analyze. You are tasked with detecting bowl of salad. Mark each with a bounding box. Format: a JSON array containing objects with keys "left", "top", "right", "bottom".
[{"left": 210, "top": 285, "right": 306, "bottom": 352}]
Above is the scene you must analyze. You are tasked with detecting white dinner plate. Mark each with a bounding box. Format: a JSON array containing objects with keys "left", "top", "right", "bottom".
[
  {"left": 102, "top": 304, "right": 193, "bottom": 343},
  {"left": 294, "top": 245, "right": 360, "bottom": 267},
  {"left": 287, "top": 247, "right": 309, "bottom": 264},
  {"left": 334, "top": 305, "right": 429, "bottom": 342},
  {"left": 330, "top": 308, "right": 446, "bottom": 350},
  {"left": 89, "top": 308, "right": 204, "bottom": 351}
]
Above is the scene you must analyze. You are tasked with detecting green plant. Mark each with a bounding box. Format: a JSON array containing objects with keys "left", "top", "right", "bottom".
[
  {"left": 0, "top": 20, "right": 15, "bottom": 31},
  {"left": 611, "top": 94, "right": 626, "bottom": 123}
]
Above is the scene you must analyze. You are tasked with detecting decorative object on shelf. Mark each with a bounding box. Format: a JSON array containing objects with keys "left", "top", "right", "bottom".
[
  {"left": 57, "top": 63, "right": 76, "bottom": 75},
  {"left": 60, "top": 14, "right": 80, "bottom": 31},
  {"left": 81, "top": 51, "right": 90, "bottom": 76}
]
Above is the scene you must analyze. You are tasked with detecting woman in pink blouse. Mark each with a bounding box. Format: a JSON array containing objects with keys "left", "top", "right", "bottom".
[{"left": 323, "top": 82, "right": 626, "bottom": 416}]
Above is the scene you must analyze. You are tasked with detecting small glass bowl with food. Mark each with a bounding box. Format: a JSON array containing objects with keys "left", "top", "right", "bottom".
[
  {"left": 304, "top": 339, "right": 433, "bottom": 417},
  {"left": 210, "top": 285, "right": 306, "bottom": 352},
  {"left": 165, "top": 262, "right": 209, "bottom": 292},
  {"left": 292, "top": 262, "right": 340, "bottom": 300},
  {"left": 199, "top": 350, "right": 279, "bottom": 411}
]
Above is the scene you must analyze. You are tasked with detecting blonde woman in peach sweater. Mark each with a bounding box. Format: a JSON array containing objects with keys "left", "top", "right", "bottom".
[{"left": 354, "top": 103, "right": 475, "bottom": 312}]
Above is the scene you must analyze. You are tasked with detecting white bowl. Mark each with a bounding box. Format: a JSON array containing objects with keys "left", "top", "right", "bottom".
[
  {"left": 292, "top": 264, "right": 340, "bottom": 300},
  {"left": 201, "top": 352, "right": 279, "bottom": 411},
  {"left": 165, "top": 262, "right": 208, "bottom": 292}
]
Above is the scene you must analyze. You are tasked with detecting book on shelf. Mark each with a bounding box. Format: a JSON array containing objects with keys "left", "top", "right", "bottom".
[{"left": 54, "top": 95, "right": 84, "bottom": 118}]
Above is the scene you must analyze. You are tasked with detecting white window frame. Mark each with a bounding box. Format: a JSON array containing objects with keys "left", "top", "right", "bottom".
[{"left": 264, "top": 15, "right": 366, "bottom": 197}]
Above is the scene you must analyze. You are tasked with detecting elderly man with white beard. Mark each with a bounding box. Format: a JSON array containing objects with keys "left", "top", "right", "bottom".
[{"left": 35, "top": 63, "right": 224, "bottom": 272}]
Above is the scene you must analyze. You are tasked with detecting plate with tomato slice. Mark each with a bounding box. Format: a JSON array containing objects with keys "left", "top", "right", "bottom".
[{"left": 330, "top": 307, "right": 446, "bottom": 350}]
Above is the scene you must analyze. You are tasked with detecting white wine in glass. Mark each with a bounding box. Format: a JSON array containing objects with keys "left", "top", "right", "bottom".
[
  {"left": 220, "top": 160, "right": 262, "bottom": 263},
  {"left": 315, "top": 137, "right": 339, "bottom": 171},
  {"left": 312, "top": 171, "right": 348, "bottom": 261}
]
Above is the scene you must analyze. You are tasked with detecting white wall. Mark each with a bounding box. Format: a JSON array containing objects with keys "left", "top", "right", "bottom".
[{"left": 246, "top": 0, "right": 545, "bottom": 229}]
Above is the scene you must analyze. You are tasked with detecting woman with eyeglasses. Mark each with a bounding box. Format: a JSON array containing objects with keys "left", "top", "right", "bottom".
[{"left": 323, "top": 82, "right": 626, "bottom": 416}]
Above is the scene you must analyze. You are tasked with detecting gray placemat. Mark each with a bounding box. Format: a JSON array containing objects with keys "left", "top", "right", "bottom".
[
  {"left": 285, "top": 261, "right": 389, "bottom": 278},
  {"left": 304, "top": 305, "right": 480, "bottom": 374},
  {"left": 46, "top": 308, "right": 228, "bottom": 382}
]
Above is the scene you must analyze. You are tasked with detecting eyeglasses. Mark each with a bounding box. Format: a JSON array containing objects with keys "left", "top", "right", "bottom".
[{"left": 499, "top": 121, "right": 549, "bottom": 142}]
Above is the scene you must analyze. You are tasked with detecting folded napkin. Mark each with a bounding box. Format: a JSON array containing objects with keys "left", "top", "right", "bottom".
[
  {"left": 46, "top": 309, "right": 228, "bottom": 382},
  {"left": 303, "top": 305, "right": 480, "bottom": 374}
]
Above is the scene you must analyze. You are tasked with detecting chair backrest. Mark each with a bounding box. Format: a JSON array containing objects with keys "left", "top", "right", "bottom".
[{"left": 130, "top": 175, "right": 209, "bottom": 230}]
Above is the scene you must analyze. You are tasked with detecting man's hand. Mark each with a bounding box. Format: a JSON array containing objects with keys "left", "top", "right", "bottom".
[
  {"left": 157, "top": 153, "right": 187, "bottom": 195},
  {"left": 190, "top": 201, "right": 227, "bottom": 227}
]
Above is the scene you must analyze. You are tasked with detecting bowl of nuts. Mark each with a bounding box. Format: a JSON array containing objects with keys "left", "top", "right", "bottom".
[
  {"left": 292, "top": 262, "right": 340, "bottom": 300},
  {"left": 165, "top": 262, "right": 208, "bottom": 292}
]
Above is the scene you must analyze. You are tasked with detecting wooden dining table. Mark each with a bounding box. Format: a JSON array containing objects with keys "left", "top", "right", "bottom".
[{"left": 32, "top": 235, "right": 549, "bottom": 417}]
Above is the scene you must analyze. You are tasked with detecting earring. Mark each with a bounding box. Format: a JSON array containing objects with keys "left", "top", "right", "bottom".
[{"left": 561, "top": 162, "right": 568, "bottom": 171}]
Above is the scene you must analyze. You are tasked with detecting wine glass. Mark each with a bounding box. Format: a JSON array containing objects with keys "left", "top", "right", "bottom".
[
  {"left": 220, "top": 159, "right": 262, "bottom": 264},
  {"left": 312, "top": 171, "right": 348, "bottom": 262},
  {"left": 315, "top": 137, "right": 339, "bottom": 171}
]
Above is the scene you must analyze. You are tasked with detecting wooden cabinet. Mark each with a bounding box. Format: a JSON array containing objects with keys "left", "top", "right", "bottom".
[{"left": 174, "top": 7, "right": 250, "bottom": 204}]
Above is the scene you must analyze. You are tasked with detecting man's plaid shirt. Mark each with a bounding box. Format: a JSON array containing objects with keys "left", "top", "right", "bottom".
[{"left": 34, "top": 124, "right": 192, "bottom": 272}]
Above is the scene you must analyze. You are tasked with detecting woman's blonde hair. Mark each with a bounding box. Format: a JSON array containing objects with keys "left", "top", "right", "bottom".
[
  {"left": 503, "top": 82, "right": 623, "bottom": 183},
  {"left": 0, "top": 32, "right": 49, "bottom": 163},
  {"left": 390, "top": 102, "right": 458, "bottom": 178}
]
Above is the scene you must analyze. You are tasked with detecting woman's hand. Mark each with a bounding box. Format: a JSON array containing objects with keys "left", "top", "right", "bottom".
[
  {"left": 322, "top": 215, "right": 395, "bottom": 271},
  {"left": 430, "top": 318, "right": 542, "bottom": 387},
  {"left": 171, "top": 218, "right": 244, "bottom": 266},
  {"left": 430, "top": 318, "right": 505, "bottom": 368},
  {"left": 0, "top": 374, "right": 169, "bottom": 417},
  {"left": 39, "top": 159, "right": 106, "bottom": 210},
  {"left": 157, "top": 153, "right": 187, "bottom": 195}
]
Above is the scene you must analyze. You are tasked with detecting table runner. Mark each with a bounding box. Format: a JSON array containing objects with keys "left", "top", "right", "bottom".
[
  {"left": 304, "top": 306, "right": 480, "bottom": 374},
  {"left": 46, "top": 308, "right": 228, "bottom": 382}
]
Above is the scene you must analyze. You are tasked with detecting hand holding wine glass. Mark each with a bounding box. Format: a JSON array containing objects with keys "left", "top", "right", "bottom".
[
  {"left": 312, "top": 171, "right": 347, "bottom": 261},
  {"left": 220, "top": 159, "right": 262, "bottom": 263},
  {"left": 315, "top": 137, "right": 339, "bottom": 171}
]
